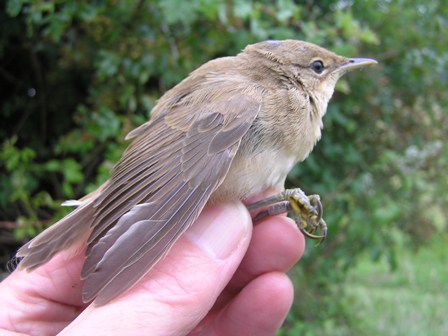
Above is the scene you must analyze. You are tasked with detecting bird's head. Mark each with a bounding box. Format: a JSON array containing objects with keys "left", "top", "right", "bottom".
[{"left": 242, "top": 40, "right": 377, "bottom": 116}]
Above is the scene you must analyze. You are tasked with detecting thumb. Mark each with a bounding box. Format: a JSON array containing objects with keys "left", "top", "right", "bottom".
[{"left": 61, "top": 202, "right": 253, "bottom": 335}]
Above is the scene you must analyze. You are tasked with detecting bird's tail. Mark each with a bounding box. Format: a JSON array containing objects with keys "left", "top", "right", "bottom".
[{"left": 16, "top": 201, "right": 95, "bottom": 270}]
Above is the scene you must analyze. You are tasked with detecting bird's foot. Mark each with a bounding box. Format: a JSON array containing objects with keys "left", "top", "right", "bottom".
[{"left": 246, "top": 188, "right": 327, "bottom": 244}]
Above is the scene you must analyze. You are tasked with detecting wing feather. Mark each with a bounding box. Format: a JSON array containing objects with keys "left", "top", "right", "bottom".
[{"left": 81, "top": 88, "right": 261, "bottom": 304}]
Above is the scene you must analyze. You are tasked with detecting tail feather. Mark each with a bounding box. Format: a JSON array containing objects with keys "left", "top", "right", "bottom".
[{"left": 17, "top": 202, "right": 95, "bottom": 270}]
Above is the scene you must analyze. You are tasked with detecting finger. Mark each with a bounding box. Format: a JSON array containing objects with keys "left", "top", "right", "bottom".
[
  {"left": 60, "top": 202, "right": 253, "bottom": 335},
  {"left": 199, "top": 272, "right": 294, "bottom": 336},
  {"left": 229, "top": 214, "right": 305, "bottom": 291},
  {"left": 0, "top": 249, "right": 86, "bottom": 335}
]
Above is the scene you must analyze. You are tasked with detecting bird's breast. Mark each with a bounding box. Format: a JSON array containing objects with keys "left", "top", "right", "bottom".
[
  {"left": 209, "top": 85, "right": 323, "bottom": 203},
  {"left": 210, "top": 146, "right": 297, "bottom": 202}
]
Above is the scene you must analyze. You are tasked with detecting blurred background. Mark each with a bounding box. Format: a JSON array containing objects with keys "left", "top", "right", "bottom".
[{"left": 1, "top": 0, "right": 446, "bottom": 334}]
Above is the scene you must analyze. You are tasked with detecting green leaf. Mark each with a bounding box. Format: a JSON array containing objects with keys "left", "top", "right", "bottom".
[
  {"left": 6, "top": 0, "right": 22, "bottom": 17},
  {"left": 62, "top": 158, "right": 83, "bottom": 184}
]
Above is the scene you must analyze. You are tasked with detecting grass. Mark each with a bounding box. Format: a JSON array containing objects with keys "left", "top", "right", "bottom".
[
  {"left": 345, "top": 237, "right": 448, "bottom": 336},
  {"left": 280, "top": 237, "right": 448, "bottom": 336}
]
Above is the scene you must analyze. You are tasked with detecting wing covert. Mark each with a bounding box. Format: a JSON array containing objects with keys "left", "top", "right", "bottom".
[{"left": 81, "top": 91, "right": 261, "bottom": 304}]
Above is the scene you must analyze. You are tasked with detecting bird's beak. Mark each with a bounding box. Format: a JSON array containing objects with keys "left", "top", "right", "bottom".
[{"left": 341, "top": 58, "right": 378, "bottom": 71}]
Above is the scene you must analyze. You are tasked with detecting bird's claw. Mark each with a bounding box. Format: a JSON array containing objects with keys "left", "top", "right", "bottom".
[
  {"left": 286, "top": 190, "right": 327, "bottom": 244},
  {"left": 247, "top": 188, "right": 327, "bottom": 245}
]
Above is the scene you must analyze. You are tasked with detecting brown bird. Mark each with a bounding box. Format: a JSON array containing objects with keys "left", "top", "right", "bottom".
[{"left": 16, "top": 40, "right": 376, "bottom": 305}]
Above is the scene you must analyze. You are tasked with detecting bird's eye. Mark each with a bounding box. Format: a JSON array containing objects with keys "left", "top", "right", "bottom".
[{"left": 310, "top": 60, "right": 325, "bottom": 74}]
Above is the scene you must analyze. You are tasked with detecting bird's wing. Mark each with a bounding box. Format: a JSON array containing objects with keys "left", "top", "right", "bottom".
[{"left": 81, "top": 87, "right": 261, "bottom": 305}]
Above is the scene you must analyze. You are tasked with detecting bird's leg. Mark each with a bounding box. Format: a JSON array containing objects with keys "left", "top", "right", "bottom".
[{"left": 246, "top": 189, "right": 327, "bottom": 244}]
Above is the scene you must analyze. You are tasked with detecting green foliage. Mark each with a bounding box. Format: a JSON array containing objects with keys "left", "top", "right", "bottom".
[
  {"left": 280, "top": 237, "right": 448, "bottom": 335},
  {"left": 1, "top": 0, "right": 446, "bottom": 332},
  {"left": 345, "top": 237, "right": 448, "bottom": 336}
]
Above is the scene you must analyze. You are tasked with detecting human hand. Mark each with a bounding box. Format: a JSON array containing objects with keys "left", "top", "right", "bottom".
[{"left": 0, "top": 201, "right": 304, "bottom": 335}]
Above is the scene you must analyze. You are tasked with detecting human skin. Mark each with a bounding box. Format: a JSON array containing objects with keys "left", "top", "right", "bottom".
[{"left": 0, "top": 200, "right": 304, "bottom": 336}]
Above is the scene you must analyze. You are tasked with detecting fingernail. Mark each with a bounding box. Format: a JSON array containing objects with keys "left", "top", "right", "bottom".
[{"left": 185, "top": 202, "right": 251, "bottom": 260}]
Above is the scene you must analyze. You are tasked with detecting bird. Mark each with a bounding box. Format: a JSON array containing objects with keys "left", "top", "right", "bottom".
[{"left": 16, "top": 39, "right": 377, "bottom": 305}]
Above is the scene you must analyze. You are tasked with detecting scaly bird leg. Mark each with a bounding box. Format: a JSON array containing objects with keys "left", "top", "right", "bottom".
[{"left": 247, "top": 189, "right": 327, "bottom": 244}]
